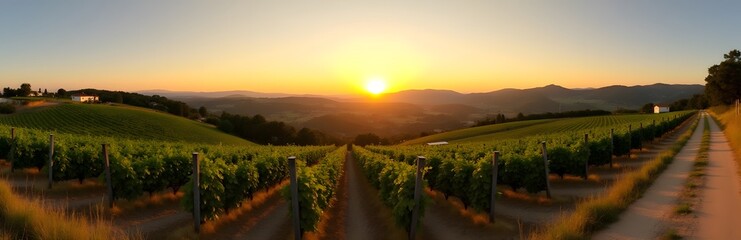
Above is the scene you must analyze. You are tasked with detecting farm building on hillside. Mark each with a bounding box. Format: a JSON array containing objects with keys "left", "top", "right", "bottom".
[
  {"left": 427, "top": 141, "right": 449, "bottom": 146},
  {"left": 71, "top": 94, "right": 99, "bottom": 103},
  {"left": 654, "top": 105, "right": 670, "bottom": 114}
]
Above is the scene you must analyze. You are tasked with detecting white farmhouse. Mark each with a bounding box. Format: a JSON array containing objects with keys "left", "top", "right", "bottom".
[
  {"left": 71, "top": 94, "right": 99, "bottom": 103},
  {"left": 427, "top": 141, "right": 449, "bottom": 146},
  {"left": 654, "top": 105, "right": 670, "bottom": 114}
]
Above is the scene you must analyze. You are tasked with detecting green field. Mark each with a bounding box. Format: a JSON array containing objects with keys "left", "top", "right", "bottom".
[
  {"left": 0, "top": 103, "right": 254, "bottom": 145},
  {"left": 400, "top": 119, "right": 557, "bottom": 145},
  {"left": 401, "top": 111, "right": 693, "bottom": 145}
]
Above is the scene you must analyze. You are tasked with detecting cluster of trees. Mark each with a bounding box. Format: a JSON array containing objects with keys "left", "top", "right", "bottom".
[
  {"left": 1, "top": 83, "right": 55, "bottom": 98},
  {"left": 640, "top": 94, "right": 709, "bottom": 113},
  {"left": 206, "top": 112, "right": 341, "bottom": 145},
  {"left": 705, "top": 49, "right": 741, "bottom": 106},
  {"left": 475, "top": 109, "right": 611, "bottom": 127},
  {"left": 353, "top": 133, "right": 390, "bottom": 146}
]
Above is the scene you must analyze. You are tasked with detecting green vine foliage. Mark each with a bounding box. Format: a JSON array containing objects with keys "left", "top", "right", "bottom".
[
  {"left": 353, "top": 147, "right": 426, "bottom": 232},
  {"left": 363, "top": 111, "right": 694, "bottom": 215},
  {"left": 283, "top": 148, "right": 345, "bottom": 232}
]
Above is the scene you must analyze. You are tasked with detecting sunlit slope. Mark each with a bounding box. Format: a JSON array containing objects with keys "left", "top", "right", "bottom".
[
  {"left": 399, "top": 119, "right": 556, "bottom": 145},
  {"left": 0, "top": 103, "right": 254, "bottom": 145},
  {"left": 401, "top": 111, "right": 693, "bottom": 145}
]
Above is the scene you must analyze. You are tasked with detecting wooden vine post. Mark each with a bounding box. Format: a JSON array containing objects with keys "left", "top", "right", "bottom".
[
  {"left": 610, "top": 128, "right": 614, "bottom": 168},
  {"left": 192, "top": 152, "right": 201, "bottom": 233},
  {"left": 103, "top": 144, "right": 114, "bottom": 209},
  {"left": 47, "top": 134, "right": 54, "bottom": 189},
  {"left": 289, "top": 156, "right": 300, "bottom": 240},
  {"left": 9, "top": 127, "right": 14, "bottom": 173},
  {"left": 583, "top": 133, "right": 589, "bottom": 180},
  {"left": 541, "top": 142, "right": 552, "bottom": 199},
  {"left": 410, "top": 156, "right": 426, "bottom": 240},
  {"left": 638, "top": 123, "right": 643, "bottom": 149},
  {"left": 628, "top": 124, "right": 632, "bottom": 151},
  {"left": 490, "top": 151, "right": 500, "bottom": 222}
]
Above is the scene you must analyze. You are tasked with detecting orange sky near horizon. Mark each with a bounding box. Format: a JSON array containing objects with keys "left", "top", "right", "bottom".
[{"left": 1, "top": 1, "right": 738, "bottom": 95}]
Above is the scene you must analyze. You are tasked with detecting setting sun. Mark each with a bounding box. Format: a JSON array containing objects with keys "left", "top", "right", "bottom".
[{"left": 365, "top": 78, "right": 387, "bottom": 95}]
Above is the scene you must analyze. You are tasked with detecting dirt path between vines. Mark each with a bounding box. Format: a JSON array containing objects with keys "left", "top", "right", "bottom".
[
  {"left": 343, "top": 151, "right": 406, "bottom": 240},
  {"left": 694, "top": 117, "right": 741, "bottom": 239},
  {"left": 593, "top": 114, "right": 704, "bottom": 240}
]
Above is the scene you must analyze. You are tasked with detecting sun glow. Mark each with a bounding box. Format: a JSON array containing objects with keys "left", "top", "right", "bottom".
[{"left": 365, "top": 77, "right": 387, "bottom": 95}]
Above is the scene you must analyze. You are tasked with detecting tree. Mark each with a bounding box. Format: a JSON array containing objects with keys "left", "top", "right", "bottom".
[
  {"left": 199, "top": 106, "right": 208, "bottom": 117},
  {"left": 19, "top": 83, "right": 32, "bottom": 97},
  {"left": 705, "top": 49, "right": 741, "bottom": 105},
  {"left": 2, "top": 87, "right": 17, "bottom": 97},
  {"left": 354, "top": 133, "right": 385, "bottom": 146},
  {"left": 43, "top": 89, "right": 48, "bottom": 96},
  {"left": 688, "top": 94, "right": 709, "bottom": 109},
  {"left": 218, "top": 119, "right": 234, "bottom": 133},
  {"left": 114, "top": 93, "right": 123, "bottom": 103},
  {"left": 641, "top": 103, "right": 655, "bottom": 113},
  {"left": 295, "top": 128, "right": 317, "bottom": 146},
  {"left": 496, "top": 113, "right": 506, "bottom": 123},
  {"left": 516, "top": 112, "right": 525, "bottom": 120},
  {"left": 57, "top": 88, "right": 67, "bottom": 98},
  {"left": 670, "top": 99, "right": 689, "bottom": 111}
]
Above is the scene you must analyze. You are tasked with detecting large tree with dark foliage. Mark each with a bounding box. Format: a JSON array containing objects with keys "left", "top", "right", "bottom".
[
  {"left": 19, "top": 83, "right": 32, "bottom": 97},
  {"left": 640, "top": 103, "right": 654, "bottom": 113},
  {"left": 354, "top": 133, "right": 387, "bottom": 146},
  {"left": 57, "top": 88, "right": 67, "bottom": 98},
  {"left": 705, "top": 49, "right": 741, "bottom": 105}
]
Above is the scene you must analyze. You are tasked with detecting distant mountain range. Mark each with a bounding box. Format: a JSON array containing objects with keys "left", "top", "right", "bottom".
[
  {"left": 149, "top": 83, "right": 703, "bottom": 141},
  {"left": 379, "top": 83, "right": 704, "bottom": 112}
]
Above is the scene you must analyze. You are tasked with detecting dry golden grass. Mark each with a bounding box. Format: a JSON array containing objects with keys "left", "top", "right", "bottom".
[
  {"left": 425, "top": 189, "right": 493, "bottom": 226},
  {"left": 200, "top": 181, "right": 288, "bottom": 234},
  {"left": 109, "top": 191, "right": 184, "bottom": 216},
  {"left": 0, "top": 180, "right": 138, "bottom": 240},
  {"left": 709, "top": 106, "right": 741, "bottom": 175},
  {"left": 164, "top": 181, "right": 290, "bottom": 240},
  {"left": 499, "top": 188, "right": 555, "bottom": 205},
  {"left": 530, "top": 114, "right": 699, "bottom": 240}
]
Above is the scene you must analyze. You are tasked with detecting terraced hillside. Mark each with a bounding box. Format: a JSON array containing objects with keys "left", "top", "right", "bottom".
[
  {"left": 0, "top": 103, "right": 253, "bottom": 145},
  {"left": 401, "top": 111, "right": 694, "bottom": 145}
]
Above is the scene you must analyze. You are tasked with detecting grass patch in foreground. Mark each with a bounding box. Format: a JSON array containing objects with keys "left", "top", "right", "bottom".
[
  {"left": 674, "top": 203, "right": 692, "bottom": 215},
  {"left": 530, "top": 114, "right": 699, "bottom": 240},
  {"left": 0, "top": 180, "right": 137, "bottom": 240},
  {"left": 661, "top": 229, "right": 683, "bottom": 240},
  {"left": 709, "top": 105, "right": 741, "bottom": 179}
]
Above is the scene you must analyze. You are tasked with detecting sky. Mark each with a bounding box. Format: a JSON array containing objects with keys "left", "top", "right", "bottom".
[{"left": 1, "top": 1, "right": 740, "bottom": 95}]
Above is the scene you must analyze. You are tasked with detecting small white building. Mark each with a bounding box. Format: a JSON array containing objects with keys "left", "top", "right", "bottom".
[
  {"left": 654, "top": 105, "right": 670, "bottom": 114},
  {"left": 427, "top": 141, "right": 449, "bottom": 146},
  {"left": 71, "top": 94, "right": 99, "bottom": 103}
]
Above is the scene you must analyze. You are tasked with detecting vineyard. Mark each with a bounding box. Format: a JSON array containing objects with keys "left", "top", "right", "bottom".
[
  {"left": 0, "top": 110, "right": 698, "bottom": 239},
  {"left": 0, "top": 103, "right": 252, "bottom": 145},
  {"left": 402, "top": 111, "right": 694, "bottom": 144},
  {"left": 0, "top": 123, "right": 335, "bottom": 229},
  {"left": 356, "top": 111, "right": 694, "bottom": 233}
]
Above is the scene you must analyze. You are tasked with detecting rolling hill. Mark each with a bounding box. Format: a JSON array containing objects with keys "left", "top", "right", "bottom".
[
  {"left": 0, "top": 102, "right": 255, "bottom": 145},
  {"left": 173, "top": 83, "right": 703, "bottom": 140},
  {"left": 400, "top": 111, "right": 694, "bottom": 145}
]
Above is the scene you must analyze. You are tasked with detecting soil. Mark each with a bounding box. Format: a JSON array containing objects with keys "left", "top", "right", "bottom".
[
  {"left": 342, "top": 151, "right": 407, "bottom": 240},
  {"left": 694, "top": 117, "right": 741, "bottom": 239}
]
